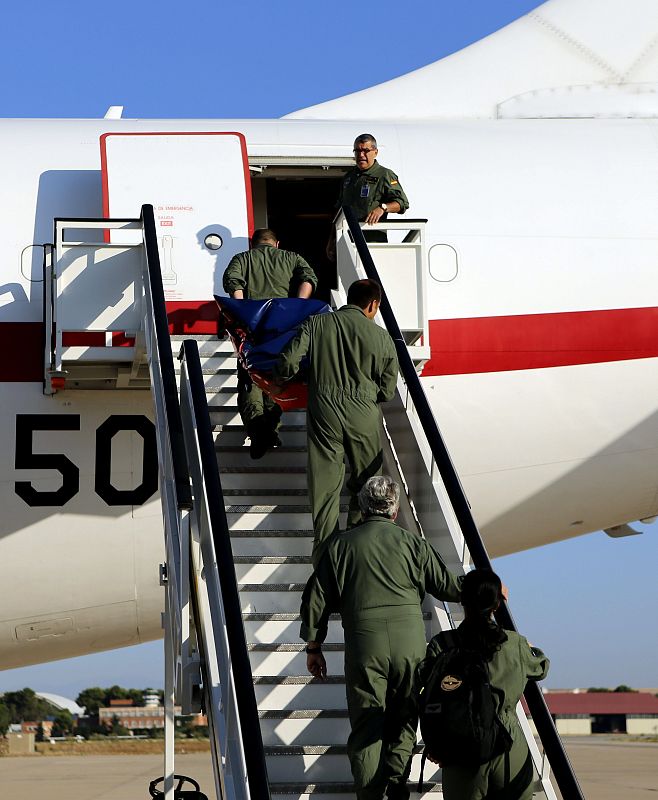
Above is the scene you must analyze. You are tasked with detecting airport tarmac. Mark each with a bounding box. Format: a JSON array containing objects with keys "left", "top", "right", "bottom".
[
  {"left": 557, "top": 736, "right": 658, "bottom": 800},
  {"left": 0, "top": 737, "right": 656, "bottom": 799}
]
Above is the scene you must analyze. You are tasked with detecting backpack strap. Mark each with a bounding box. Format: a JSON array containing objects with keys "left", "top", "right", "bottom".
[
  {"left": 437, "top": 628, "right": 459, "bottom": 651},
  {"left": 417, "top": 748, "right": 428, "bottom": 794}
]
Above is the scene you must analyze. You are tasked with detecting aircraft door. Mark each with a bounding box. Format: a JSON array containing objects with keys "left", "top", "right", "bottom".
[{"left": 101, "top": 132, "right": 253, "bottom": 331}]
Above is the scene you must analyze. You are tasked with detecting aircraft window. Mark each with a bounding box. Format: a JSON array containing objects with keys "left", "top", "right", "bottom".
[
  {"left": 428, "top": 243, "right": 458, "bottom": 282},
  {"left": 204, "top": 233, "right": 223, "bottom": 251}
]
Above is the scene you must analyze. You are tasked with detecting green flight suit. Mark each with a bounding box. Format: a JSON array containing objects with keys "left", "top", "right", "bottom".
[
  {"left": 300, "top": 516, "right": 463, "bottom": 800},
  {"left": 421, "top": 629, "right": 550, "bottom": 800},
  {"left": 338, "top": 161, "right": 410, "bottom": 242},
  {"left": 274, "top": 305, "right": 398, "bottom": 563},
  {"left": 223, "top": 244, "right": 317, "bottom": 436}
]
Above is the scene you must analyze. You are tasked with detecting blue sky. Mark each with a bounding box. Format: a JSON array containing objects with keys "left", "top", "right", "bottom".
[{"left": 1, "top": 0, "right": 657, "bottom": 699}]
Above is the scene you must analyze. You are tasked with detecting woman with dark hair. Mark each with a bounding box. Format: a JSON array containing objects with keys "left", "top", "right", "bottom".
[{"left": 421, "top": 569, "right": 549, "bottom": 800}]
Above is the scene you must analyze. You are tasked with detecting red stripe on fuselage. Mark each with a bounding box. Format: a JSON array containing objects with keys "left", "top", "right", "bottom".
[
  {"left": 4, "top": 307, "right": 658, "bottom": 382},
  {"left": 422, "top": 307, "right": 658, "bottom": 376},
  {"left": 62, "top": 332, "right": 106, "bottom": 347},
  {"left": 1, "top": 323, "right": 44, "bottom": 381},
  {"left": 165, "top": 300, "right": 219, "bottom": 334}
]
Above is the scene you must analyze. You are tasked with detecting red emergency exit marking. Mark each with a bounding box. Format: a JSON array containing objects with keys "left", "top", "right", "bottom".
[{"left": 160, "top": 220, "right": 173, "bottom": 226}]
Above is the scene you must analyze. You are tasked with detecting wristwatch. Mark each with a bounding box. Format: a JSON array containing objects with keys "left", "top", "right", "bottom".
[{"left": 381, "top": 203, "right": 388, "bottom": 212}]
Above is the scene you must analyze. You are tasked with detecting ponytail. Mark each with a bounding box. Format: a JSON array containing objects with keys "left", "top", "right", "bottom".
[{"left": 458, "top": 569, "right": 507, "bottom": 660}]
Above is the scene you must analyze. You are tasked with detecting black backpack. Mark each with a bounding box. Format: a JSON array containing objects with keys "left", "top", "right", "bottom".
[{"left": 417, "top": 630, "right": 511, "bottom": 773}]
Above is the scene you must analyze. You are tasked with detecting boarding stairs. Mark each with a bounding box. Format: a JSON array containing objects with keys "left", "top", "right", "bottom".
[{"left": 43, "top": 205, "right": 583, "bottom": 800}]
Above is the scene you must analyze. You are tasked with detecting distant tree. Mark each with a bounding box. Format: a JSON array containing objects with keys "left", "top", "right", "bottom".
[
  {"left": 613, "top": 685, "right": 637, "bottom": 693},
  {"left": 178, "top": 717, "right": 197, "bottom": 739},
  {"left": 107, "top": 685, "right": 131, "bottom": 702},
  {"left": 50, "top": 711, "right": 74, "bottom": 737},
  {"left": 0, "top": 703, "right": 11, "bottom": 735},
  {"left": 130, "top": 689, "right": 146, "bottom": 705},
  {"left": 75, "top": 716, "right": 105, "bottom": 739},
  {"left": 76, "top": 687, "right": 106, "bottom": 716},
  {"left": 110, "top": 715, "right": 129, "bottom": 736},
  {"left": 587, "top": 687, "right": 611, "bottom": 693},
  {"left": 35, "top": 722, "right": 45, "bottom": 742},
  {"left": 2, "top": 688, "right": 62, "bottom": 724}
]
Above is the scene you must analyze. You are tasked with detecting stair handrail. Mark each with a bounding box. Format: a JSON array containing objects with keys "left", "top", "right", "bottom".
[
  {"left": 140, "top": 204, "right": 195, "bottom": 800},
  {"left": 141, "top": 205, "right": 270, "bottom": 798},
  {"left": 179, "top": 338, "right": 271, "bottom": 800},
  {"left": 141, "top": 204, "right": 193, "bottom": 512},
  {"left": 341, "top": 205, "right": 585, "bottom": 800}
]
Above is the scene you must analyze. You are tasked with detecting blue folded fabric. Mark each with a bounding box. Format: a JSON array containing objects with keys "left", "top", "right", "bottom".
[{"left": 215, "top": 297, "right": 331, "bottom": 374}]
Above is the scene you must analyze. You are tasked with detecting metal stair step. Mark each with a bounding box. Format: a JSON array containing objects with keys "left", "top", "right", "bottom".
[
  {"left": 226, "top": 505, "right": 347, "bottom": 514},
  {"left": 216, "top": 429, "right": 308, "bottom": 447},
  {"left": 234, "top": 557, "right": 312, "bottom": 583},
  {"left": 265, "top": 748, "right": 440, "bottom": 784},
  {"left": 230, "top": 530, "right": 314, "bottom": 557},
  {"left": 225, "top": 489, "right": 345, "bottom": 499},
  {"left": 175, "top": 358, "right": 236, "bottom": 373},
  {"left": 254, "top": 679, "right": 347, "bottom": 711},
  {"left": 210, "top": 407, "right": 307, "bottom": 427},
  {"left": 224, "top": 492, "right": 346, "bottom": 507},
  {"left": 170, "top": 334, "right": 235, "bottom": 356},
  {"left": 196, "top": 372, "right": 241, "bottom": 390},
  {"left": 224, "top": 494, "right": 312, "bottom": 507},
  {"left": 259, "top": 709, "right": 351, "bottom": 747},
  {"left": 268, "top": 782, "right": 442, "bottom": 798},
  {"left": 239, "top": 584, "right": 305, "bottom": 613},
  {"left": 248, "top": 644, "right": 344, "bottom": 676},
  {"left": 218, "top": 448, "right": 309, "bottom": 468},
  {"left": 243, "top": 614, "right": 346, "bottom": 644},
  {"left": 221, "top": 424, "right": 307, "bottom": 433},
  {"left": 243, "top": 613, "right": 430, "bottom": 644},
  {"left": 227, "top": 510, "right": 347, "bottom": 531},
  {"left": 219, "top": 466, "right": 346, "bottom": 491},
  {"left": 240, "top": 583, "right": 307, "bottom": 590},
  {"left": 254, "top": 675, "right": 346, "bottom": 685},
  {"left": 204, "top": 393, "right": 238, "bottom": 408},
  {"left": 226, "top": 503, "right": 328, "bottom": 514},
  {"left": 221, "top": 462, "right": 307, "bottom": 473}
]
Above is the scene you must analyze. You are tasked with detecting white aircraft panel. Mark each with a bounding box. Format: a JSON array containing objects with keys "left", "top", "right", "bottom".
[{"left": 102, "top": 132, "right": 253, "bottom": 302}]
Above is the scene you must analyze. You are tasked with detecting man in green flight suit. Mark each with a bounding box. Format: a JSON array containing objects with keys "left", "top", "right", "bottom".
[
  {"left": 300, "top": 475, "right": 463, "bottom": 800},
  {"left": 273, "top": 278, "right": 398, "bottom": 565},
  {"left": 223, "top": 228, "right": 317, "bottom": 459},
  {"left": 335, "top": 133, "right": 410, "bottom": 245}
]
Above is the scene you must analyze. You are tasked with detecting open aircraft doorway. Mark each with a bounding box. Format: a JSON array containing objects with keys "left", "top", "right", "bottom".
[{"left": 249, "top": 162, "right": 345, "bottom": 302}]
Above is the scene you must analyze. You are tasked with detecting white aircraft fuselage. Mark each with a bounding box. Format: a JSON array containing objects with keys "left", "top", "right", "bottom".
[{"left": 2, "top": 0, "right": 657, "bottom": 669}]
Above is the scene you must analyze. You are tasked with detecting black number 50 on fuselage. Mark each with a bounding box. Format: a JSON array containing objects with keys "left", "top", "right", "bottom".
[{"left": 14, "top": 414, "right": 158, "bottom": 507}]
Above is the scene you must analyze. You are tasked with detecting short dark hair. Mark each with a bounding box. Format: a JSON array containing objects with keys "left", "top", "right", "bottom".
[
  {"left": 354, "top": 133, "right": 377, "bottom": 149},
  {"left": 347, "top": 278, "right": 381, "bottom": 308},
  {"left": 251, "top": 228, "right": 277, "bottom": 247}
]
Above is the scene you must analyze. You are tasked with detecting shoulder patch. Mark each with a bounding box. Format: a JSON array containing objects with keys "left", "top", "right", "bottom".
[
  {"left": 440, "top": 674, "right": 463, "bottom": 692},
  {"left": 390, "top": 179, "right": 398, "bottom": 185}
]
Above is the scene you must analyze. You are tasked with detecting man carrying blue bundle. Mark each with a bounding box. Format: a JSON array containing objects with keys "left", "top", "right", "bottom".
[
  {"left": 223, "top": 228, "right": 317, "bottom": 458},
  {"left": 274, "top": 279, "right": 398, "bottom": 565}
]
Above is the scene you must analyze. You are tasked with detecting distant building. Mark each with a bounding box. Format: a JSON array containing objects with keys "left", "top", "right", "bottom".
[
  {"left": 526, "top": 692, "right": 658, "bottom": 735},
  {"left": 21, "top": 720, "right": 53, "bottom": 737},
  {"left": 34, "top": 691, "right": 84, "bottom": 717},
  {"left": 98, "top": 695, "right": 206, "bottom": 732}
]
